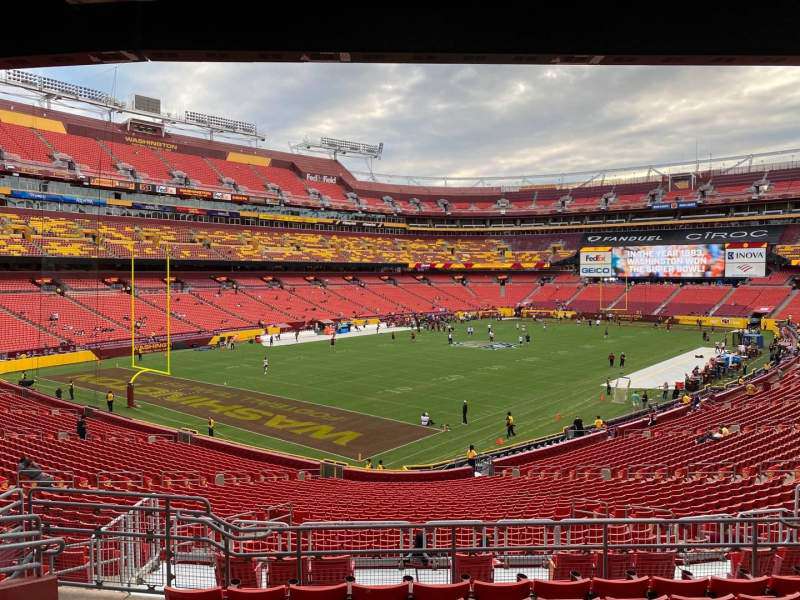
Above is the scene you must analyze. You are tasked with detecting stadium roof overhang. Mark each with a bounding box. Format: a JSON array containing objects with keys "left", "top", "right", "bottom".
[{"left": 3, "top": 2, "right": 800, "bottom": 69}]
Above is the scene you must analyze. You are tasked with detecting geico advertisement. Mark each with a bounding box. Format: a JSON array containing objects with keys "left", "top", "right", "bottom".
[{"left": 580, "top": 250, "right": 612, "bottom": 277}]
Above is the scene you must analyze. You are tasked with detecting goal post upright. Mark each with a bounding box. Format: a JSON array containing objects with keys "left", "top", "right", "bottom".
[{"left": 128, "top": 245, "right": 172, "bottom": 396}]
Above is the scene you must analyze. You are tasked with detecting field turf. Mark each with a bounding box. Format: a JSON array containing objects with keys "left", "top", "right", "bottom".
[{"left": 10, "top": 319, "right": 769, "bottom": 467}]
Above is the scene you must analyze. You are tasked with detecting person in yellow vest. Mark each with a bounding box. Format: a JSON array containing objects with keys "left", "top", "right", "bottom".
[
  {"left": 364, "top": 458, "right": 373, "bottom": 469},
  {"left": 105, "top": 390, "right": 114, "bottom": 412},
  {"left": 594, "top": 415, "right": 605, "bottom": 430},
  {"left": 467, "top": 445, "right": 478, "bottom": 469},
  {"left": 681, "top": 392, "right": 691, "bottom": 405},
  {"left": 377, "top": 460, "right": 385, "bottom": 470},
  {"left": 505, "top": 412, "right": 516, "bottom": 438},
  {"left": 746, "top": 383, "right": 757, "bottom": 396},
  {"left": 207, "top": 416, "right": 215, "bottom": 437}
]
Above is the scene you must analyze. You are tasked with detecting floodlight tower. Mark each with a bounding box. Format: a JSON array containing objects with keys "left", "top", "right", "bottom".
[{"left": 290, "top": 136, "right": 383, "bottom": 176}]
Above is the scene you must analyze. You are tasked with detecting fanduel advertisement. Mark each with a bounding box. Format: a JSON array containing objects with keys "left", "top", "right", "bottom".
[
  {"left": 724, "top": 246, "right": 767, "bottom": 278},
  {"left": 581, "top": 225, "right": 783, "bottom": 247}
]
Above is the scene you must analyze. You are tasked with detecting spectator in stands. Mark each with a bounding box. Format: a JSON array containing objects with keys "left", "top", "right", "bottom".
[
  {"left": 76, "top": 416, "right": 87, "bottom": 440},
  {"left": 647, "top": 408, "right": 657, "bottom": 427},
  {"left": 55, "top": 387, "right": 62, "bottom": 400},
  {"left": 17, "top": 457, "right": 53, "bottom": 487},
  {"left": 105, "top": 390, "right": 114, "bottom": 412},
  {"left": 593, "top": 415, "right": 605, "bottom": 429},
  {"left": 467, "top": 445, "right": 477, "bottom": 469},
  {"left": 746, "top": 382, "right": 757, "bottom": 396},
  {"left": 682, "top": 392, "right": 692, "bottom": 405},
  {"left": 573, "top": 416, "right": 584, "bottom": 437}
]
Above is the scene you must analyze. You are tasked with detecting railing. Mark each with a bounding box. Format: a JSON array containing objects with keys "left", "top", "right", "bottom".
[
  {"left": 17, "top": 485, "right": 800, "bottom": 593},
  {"left": 0, "top": 488, "right": 65, "bottom": 580}
]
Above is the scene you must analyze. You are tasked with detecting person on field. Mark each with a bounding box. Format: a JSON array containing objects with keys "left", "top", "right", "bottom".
[
  {"left": 364, "top": 458, "right": 373, "bottom": 469},
  {"left": 448, "top": 332, "right": 453, "bottom": 345},
  {"left": 619, "top": 352, "right": 626, "bottom": 368},
  {"left": 505, "top": 412, "right": 516, "bottom": 438},
  {"left": 69, "top": 379, "right": 75, "bottom": 401},
  {"left": 55, "top": 387, "right": 62, "bottom": 400},
  {"left": 263, "top": 355, "right": 269, "bottom": 375},
  {"left": 106, "top": 390, "right": 114, "bottom": 412},
  {"left": 631, "top": 390, "right": 641, "bottom": 408},
  {"left": 608, "top": 352, "right": 615, "bottom": 367},
  {"left": 208, "top": 416, "right": 215, "bottom": 437},
  {"left": 573, "top": 416, "right": 584, "bottom": 437},
  {"left": 662, "top": 381, "right": 669, "bottom": 402},
  {"left": 377, "top": 460, "right": 385, "bottom": 470},
  {"left": 462, "top": 400, "right": 468, "bottom": 425}
]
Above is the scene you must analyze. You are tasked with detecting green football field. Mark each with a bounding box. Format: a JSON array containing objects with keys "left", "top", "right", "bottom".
[{"left": 7, "top": 319, "right": 770, "bottom": 468}]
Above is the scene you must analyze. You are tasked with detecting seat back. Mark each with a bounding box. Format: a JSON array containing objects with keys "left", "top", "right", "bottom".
[
  {"left": 411, "top": 582, "right": 471, "bottom": 600},
  {"left": 596, "top": 552, "right": 633, "bottom": 579},
  {"left": 214, "top": 554, "right": 259, "bottom": 588},
  {"left": 307, "top": 556, "right": 354, "bottom": 586},
  {"left": 775, "top": 549, "right": 800, "bottom": 576},
  {"left": 288, "top": 583, "right": 348, "bottom": 600},
  {"left": 454, "top": 553, "right": 494, "bottom": 583},
  {"left": 533, "top": 578, "right": 591, "bottom": 599},
  {"left": 731, "top": 549, "right": 776, "bottom": 577},
  {"left": 630, "top": 551, "right": 676, "bottom": 578},
  {"left": 591, "top": 576, "right": 649, "bottom": 599},
  {"left": 549, "top": 552, "right": 595, "bottom": 580},
  {"left": 473, "top": 580, "right": 531, "bottom": 600},
  {"left": 267, "top": 558, "right": 305, "bottom": 587},
  {"left": 351, "top": 583, "right": 410, "bottom": 600},
  {"left": 769, "top": 576, "right": 800, "bottom": 596},
  {"left": 650, "top": 577, "right": 709, "bottom": 598},
  {"left": 164, "top": 588, "right": 224, "bottom": 600},
  {"left": 227, "top": 587, "right": 287, "bottom": 600},
  {"left": 709, "top": 576, "right": 769, "bottom": 597},
  {"left": 739, "top": 594, "right": 800, "bottom": 600}
]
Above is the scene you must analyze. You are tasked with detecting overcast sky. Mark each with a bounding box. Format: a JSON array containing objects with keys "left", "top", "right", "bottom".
[{"left": 18, "top": 63, "right": 800, "bottom": 182}]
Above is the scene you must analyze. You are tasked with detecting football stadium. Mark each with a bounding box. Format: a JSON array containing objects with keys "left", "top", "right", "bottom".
[{"left": 3, "top": 6, "right": 800, "bottom": 600}]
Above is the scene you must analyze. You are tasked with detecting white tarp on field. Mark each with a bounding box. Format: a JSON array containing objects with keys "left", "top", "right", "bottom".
[{"left": 604, "top": 347, "right": 717, "bottom": 389}]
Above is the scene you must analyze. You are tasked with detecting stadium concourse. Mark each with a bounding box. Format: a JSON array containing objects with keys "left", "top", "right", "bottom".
[{"left": 2, "top": 94, "right": 800, "bottom": 599}]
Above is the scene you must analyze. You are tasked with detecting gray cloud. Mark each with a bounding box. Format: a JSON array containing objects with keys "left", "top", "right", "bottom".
[{"left": 24, "top": 63, "right": 800, "bottom": 182}]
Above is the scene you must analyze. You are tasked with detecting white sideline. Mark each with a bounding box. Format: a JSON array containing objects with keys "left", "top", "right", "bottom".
[
  {"left": 258, "top": 323, "right": 411, "bottom": 348},
  {"left": 604, "top": 347, "right": 718, "bottom": 389}
]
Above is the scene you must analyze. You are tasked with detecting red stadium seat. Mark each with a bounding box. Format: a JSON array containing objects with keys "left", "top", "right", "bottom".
[
  {"left": 649, "top": 577, "right": 710, "bottom": 598},
  {"left": 596, "top": 552, "right": 633, "bottom": 579},
  {"left": 708, "top": 576, "right": 769, "bottom": 597},
  {"left": 288, "top": 584, "right": 348, "bottom": 600},
  {"left": 411, "top": 582, "right": 470, "bottom": 600},
  {"left": 590, "top": 577, "right": 650, "bottom": 599},
  {"left": 532, "top": 578, "right": 591, "bottom": 599},
  {"left": 454, "top": 553, "right": 495, "bottom": 582},
  {"left": 672, "top": 595, "right": 734, "bottom": 600},
  {"left": 307, "top": 556, "right": 354, "bottom": 585},
  {"left": 350, "top": 583, "right": 410, "bottom": 600},
  {"left": 164, "top": 588, "right": 224, "bottom": 600},
  {"left": 473, "top": 580, "right": 531, "bottom": 600},
  {"left": 630, "top": 551, "right": 676, "bottom": 578},
  {"left": 215, "top": 554, "right": 260, "bottom": 588},
  {"left": 774, "top": 549, "right": 800, "bottom": 575},
  {"left": 769, "top": 577, "right": 800, "bottom": 596},
  {"left": 266, "top": 558, "right": 307, "bottom": 587},
  {"left": 227, "top": 587, "right": 287, "bottom": 599},
  {"left": 739, "top": 594, "right": 800, "bottom": 600},
  {"left": 729, "top": 549, "right": 776, "bottom": 577},
  {"left": 548, "top": 553, "right": 595, "bottom": 580}
]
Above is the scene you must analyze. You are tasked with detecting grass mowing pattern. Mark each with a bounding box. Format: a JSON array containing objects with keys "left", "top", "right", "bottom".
[{"left": 14, "top": 319, "right": 769, "bottom": 467}]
